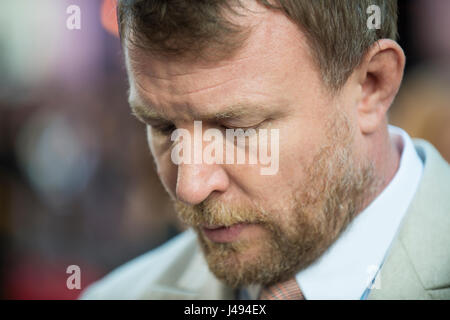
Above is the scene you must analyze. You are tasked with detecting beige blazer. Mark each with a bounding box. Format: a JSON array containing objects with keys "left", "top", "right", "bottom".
[{"left": 80, "top": 139, "right": 450, "bottom": 300}]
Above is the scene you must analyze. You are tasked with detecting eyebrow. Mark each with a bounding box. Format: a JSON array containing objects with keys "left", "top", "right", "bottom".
[
  {"left": 129, "top": 100, "right": 275, "bottom": 124},
  {"left": 130, "top": 102, "right": 167, "bottom": 124}
]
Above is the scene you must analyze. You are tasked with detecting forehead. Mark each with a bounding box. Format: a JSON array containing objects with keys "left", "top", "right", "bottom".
[{"left": 125, "top": 3, "right": 317, "bottom": 120}]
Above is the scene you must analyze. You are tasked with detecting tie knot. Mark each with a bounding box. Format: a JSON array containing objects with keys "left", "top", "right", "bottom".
[{"left": 258, "top": 277, "right": 305, "bottom": 300}]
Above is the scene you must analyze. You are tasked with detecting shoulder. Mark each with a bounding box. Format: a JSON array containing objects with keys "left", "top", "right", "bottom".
[
  {"left": 413, "top": 138, "right": 450, "bottom": 177},
  {"left": 403, "top": 139, "right": 450, "bottom": 287},
  {"left": 410, "top": 139, "right": 450, "bottom": 223},
  {"left": 79, "top": 229, "right": 198, "bottom": 299}
]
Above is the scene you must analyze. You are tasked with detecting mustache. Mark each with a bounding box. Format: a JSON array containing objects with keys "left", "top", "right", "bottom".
[{"left": 173, "top": 199, "right": 270, "bottom": 228}]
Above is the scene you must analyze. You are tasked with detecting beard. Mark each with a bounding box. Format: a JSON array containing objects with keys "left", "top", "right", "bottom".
[{"left": 173, "top": 110, "right": 378, "bottom": 288}]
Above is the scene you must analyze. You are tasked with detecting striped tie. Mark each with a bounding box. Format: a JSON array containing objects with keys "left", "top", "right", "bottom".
[{"left": 258, "top": 277, "right": 305, "bottom": 300}]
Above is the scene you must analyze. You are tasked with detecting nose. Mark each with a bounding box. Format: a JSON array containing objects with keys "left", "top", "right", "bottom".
[{"left": 176, "top": 162, "right": 229, "bottom": 205}]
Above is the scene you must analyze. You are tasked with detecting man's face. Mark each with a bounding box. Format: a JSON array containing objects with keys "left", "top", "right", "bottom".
[{"left": 126, "top": 4, "right": 376, "bottom": 287}]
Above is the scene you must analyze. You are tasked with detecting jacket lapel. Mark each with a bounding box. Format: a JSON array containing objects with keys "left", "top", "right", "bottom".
[{"left": 368, "top": 139, "right": 450, "bottom": 299}]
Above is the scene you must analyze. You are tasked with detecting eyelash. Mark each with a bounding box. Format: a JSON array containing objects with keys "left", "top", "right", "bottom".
[
  {"left": 152, "top": 124, "right": 177, "bottom": 135},
  {"left": 221, "top": 122, "right": 265, "bottom": 131}
]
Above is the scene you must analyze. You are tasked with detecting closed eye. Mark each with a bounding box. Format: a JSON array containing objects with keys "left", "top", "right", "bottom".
[
  {"left": 220, "top": 120, "right": 266, "bottom": 131},
  {"left": 151, "top": 123, "right": 177, "bottom": 135}
]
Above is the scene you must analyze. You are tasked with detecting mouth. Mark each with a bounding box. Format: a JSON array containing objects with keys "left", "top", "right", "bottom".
[{"left": 201, "top": 223, "right": 248, "bottom": 243}]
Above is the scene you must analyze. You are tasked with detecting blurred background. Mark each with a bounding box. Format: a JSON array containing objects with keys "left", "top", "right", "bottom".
[{"left": 0, "top": 0, "right": 449, "bottom": 299}]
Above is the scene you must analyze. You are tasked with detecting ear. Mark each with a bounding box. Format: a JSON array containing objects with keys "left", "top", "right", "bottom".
[{"left": 355, "top": 39, "right": 405, "bottom": 134}]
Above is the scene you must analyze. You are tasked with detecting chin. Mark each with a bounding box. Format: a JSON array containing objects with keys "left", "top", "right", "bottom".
[{"left": 199, "top": 234, "right": 284, "bottom": 288}]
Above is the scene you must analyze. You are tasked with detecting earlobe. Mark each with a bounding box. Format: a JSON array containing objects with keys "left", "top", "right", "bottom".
[{"left": 357, "top": 39, "right": 405, "bottom": 134}]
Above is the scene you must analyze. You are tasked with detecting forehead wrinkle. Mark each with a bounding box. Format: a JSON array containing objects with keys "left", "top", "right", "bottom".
[
  {"left": 128, "top": 53, "right": 255, "bottom": 80},
  {"left": 176, "top": 77, "right": 239, "bottom": 96}
]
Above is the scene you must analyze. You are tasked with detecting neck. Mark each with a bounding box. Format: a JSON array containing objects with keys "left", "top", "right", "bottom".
[{"left": 360, "top": 123, "right": 401, "bottom": 214}]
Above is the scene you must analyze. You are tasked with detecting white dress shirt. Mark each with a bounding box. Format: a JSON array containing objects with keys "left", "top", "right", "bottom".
[{"left": 241, "top": 125, "right": 424, "bottom": 300}]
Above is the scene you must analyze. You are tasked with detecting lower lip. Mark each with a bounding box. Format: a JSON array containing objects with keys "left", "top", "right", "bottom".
[{"left": 202, "top": 223, "right": 247, "bottom": 243}]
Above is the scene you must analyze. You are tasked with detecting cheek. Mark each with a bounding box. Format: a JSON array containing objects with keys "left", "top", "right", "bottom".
[
  {"left": 246, "top": 121, "right": 326, "bottom": 203},
  {"left": 279, "top": 115, "right": 330, "bottom": 164}
]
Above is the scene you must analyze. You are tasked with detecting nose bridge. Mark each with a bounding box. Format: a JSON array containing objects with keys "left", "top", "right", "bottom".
[{"left": 174, "top": 122, "right": 229, "bottom": 205}]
